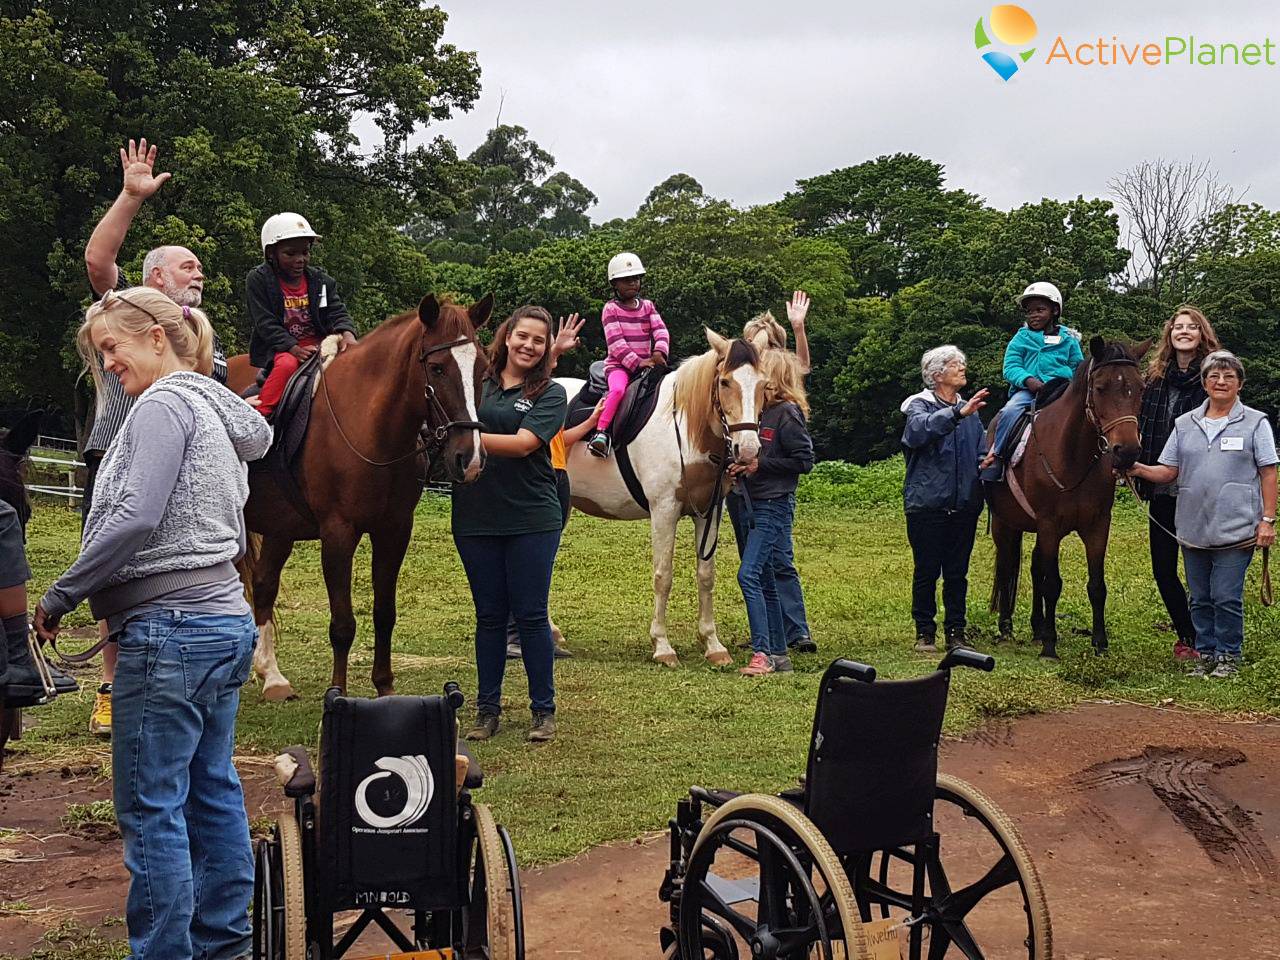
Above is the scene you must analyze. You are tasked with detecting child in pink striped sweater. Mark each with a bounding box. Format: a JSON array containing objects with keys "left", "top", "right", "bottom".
[{"left": 586, "top": 252, "right": 670, "bottom": 458}]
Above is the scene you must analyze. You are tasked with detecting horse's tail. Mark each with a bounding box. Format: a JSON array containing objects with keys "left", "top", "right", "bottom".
[
  {"left": 236, "top": 531, "right": 261, "bottom": 609},
  {"left": 989, "top": 521, "right": 1022, "bottom": 615}
]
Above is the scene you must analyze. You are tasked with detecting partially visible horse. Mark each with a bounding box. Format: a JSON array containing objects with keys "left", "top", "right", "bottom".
[
  {"left": 987, "top": 336, "right": 1151, "bottom": 658},
  {"left": 0, "top": 412, "right": 40, "bottom": 767},
  {"left": 226, "top": 294, "right": 492, "bottom": 699},
  {"left": 559, "top": 329, "right": 765, "bottom": 667}
]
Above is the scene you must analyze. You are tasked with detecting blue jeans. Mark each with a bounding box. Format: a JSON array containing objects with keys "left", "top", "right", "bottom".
[
  {"left": 991, "top": 388, "right": 1036, "bottom": 456},
  {"left": 455, "top": 530, "right": 560, "bottom": 714},
  {"left": 1182, "top": 547, "right": 1253, "bottom": 658},
  {"left": 112, "top": 610, "right": 257, "bottom": 960},
  {"left": 728, "top": 493, "right": 811, "bottom": 645},
  {"left": 736, "top": 495, "right": 807, "bottom": 656}
]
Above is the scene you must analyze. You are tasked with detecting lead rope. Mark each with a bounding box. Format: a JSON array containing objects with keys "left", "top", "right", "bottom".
[{"left": 1120, "top": 474, "right": 1272, "bottom": 606}]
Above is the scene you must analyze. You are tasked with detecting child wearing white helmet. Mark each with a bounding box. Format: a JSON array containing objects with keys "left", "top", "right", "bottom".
[
  {"left": 982, "top": 281, "right": 1084, "bottom": 473},
  {"left": 586, "top": 252, "right": 671, "bottom": 458},
  {"left": 246, "top": 212, "right": 358, "bottom": 417}
]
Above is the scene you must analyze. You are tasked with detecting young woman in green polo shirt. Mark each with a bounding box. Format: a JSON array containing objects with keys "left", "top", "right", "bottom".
[{"left": 455, "top": 306, "right": 568, "bottom": 743}]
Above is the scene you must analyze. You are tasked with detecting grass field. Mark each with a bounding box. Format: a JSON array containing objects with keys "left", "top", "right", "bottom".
[{"left": 11, "top": 468, "right": 1280, "bottom": 866}]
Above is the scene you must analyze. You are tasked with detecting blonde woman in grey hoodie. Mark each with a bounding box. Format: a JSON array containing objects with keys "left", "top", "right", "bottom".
[{"left": 34, "top": 287, "right": 271, "bottom": 960}]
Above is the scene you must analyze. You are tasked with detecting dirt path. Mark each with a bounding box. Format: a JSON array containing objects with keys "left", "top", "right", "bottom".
[{"left": 3, "top": 702, "right": 1279, "bottom": 958}]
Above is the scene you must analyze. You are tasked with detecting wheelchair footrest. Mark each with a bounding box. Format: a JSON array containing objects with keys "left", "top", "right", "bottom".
[
  {"left": 348, "top": 950, "right": 454, "bottom": 960},
  {"left": 706, "top": 872, "right": 759, "bottom": 906}
]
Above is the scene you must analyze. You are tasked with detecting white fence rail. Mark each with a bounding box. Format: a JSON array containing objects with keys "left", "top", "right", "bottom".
[{"left": 25, "top": 454, "right": 85, "bottom": 505}]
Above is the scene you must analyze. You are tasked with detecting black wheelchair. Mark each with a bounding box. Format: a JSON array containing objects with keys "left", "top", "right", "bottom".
[
  {"left": 252, "top": 683, "right": 524, "bottom": 960},
  {"left": 659, "top": 651, "right": 1052, "bottom": 959}
]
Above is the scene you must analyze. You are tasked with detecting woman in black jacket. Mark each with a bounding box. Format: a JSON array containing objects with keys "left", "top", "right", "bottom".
[
  {"left": 901, "top": 346, "right": 989, "bottom": 653},
  {"left": 1135, "top": 306, "right": 1221, "bottom": 661}
]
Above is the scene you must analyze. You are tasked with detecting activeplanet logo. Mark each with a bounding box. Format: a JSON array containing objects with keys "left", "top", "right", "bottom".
[
  {"left": 975, "top": 5, "right": 1279, "bottom": 82},
  {"left": 354, "top": 754, "right": 435, "bottom": 830}
]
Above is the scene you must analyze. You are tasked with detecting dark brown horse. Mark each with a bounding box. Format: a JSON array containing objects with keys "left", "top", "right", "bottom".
[
  {"left": 0, "top": 412, "right": 40, "bottom": 766},
  {"left": 987, "top": 336, "right": 1151, "bottom": 659},
  {"left": 226, "top": 294, "right": 492, "bottom": 699}
]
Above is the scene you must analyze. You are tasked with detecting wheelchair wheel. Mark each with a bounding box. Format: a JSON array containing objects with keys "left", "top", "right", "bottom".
[
  {"left": 867, "top": 774, "right": 1052, "bottom": 958},
  {"left": 253, "top": 811, "right": 307, "bottom": 960},
  {"left": 464, "top": 803, "right": 519, "bottom": 960},
  {"left": 678, "top": 794, "right": 868, "bottom": 960}
]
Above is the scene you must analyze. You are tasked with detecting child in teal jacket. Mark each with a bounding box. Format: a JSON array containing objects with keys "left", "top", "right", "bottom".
[{"left": 986, "top": 282, "right": 1084, "bottom": 468}]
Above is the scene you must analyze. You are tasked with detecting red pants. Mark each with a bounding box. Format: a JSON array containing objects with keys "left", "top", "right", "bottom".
[{"left": 258, "top": 339, "right": 319, "bottom": 416}]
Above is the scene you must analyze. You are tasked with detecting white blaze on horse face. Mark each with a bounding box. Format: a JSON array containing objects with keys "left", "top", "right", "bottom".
[
  {"left": 730, "top": 365, "right": 762, "bottom": 461},
  {"left": 451, "top": 340, "right": 483, "bottom": 479}
]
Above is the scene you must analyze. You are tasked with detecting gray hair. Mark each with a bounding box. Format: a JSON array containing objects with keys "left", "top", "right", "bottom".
[
  {"left": 1200, "top": 349, "right": 1245, "bottom": 383},
  {"left": 141, "top": 245, "right": 175, "bottom": 284},
  {"left": 921, "top": 345, "right": 966, "bottom": 389}
]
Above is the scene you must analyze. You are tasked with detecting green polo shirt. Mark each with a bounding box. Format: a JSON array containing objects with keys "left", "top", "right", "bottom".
[{"left": 451, "top": 378, "right": 567, "bottom": 537}]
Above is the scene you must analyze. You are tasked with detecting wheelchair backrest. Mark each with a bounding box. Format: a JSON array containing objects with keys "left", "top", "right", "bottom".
[
  {"left": 319, "top": 691, "right": 468, "bottom": 912},
  {"left": 804, "top": 664, "right": 950, "bottom": 855}
]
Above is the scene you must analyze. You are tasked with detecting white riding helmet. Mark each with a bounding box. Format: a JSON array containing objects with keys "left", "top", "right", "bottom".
[
  {"left": 261, "top": 213, "right": 321, "bottom": 253},
  {"left": 1016, "top": 281, "right": 1063, "bottom": 311},
  {"left": 607, "top": 252, "right": 646, "bottom": 282}
]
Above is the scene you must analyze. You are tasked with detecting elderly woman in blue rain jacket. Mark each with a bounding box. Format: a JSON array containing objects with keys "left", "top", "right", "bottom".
[{"left": 901, "top": 345, "right": 989, "bottom": 654}]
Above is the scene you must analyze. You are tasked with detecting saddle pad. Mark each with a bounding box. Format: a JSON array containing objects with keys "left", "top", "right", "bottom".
[{"left": 1009, "top": 420, "right": 1032, "bottom": 468}]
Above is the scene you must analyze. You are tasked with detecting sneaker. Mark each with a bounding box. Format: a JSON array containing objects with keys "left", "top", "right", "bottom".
[
  {"left": 465, "top": 712, "right": 501, "bottom": 741},
  {"left": 1172, "top": 640, "right": 1199, "bottom": 661},
  {"left": 506, "top": 641, "right": 522, "bottom": 660},
  {"left": 528, "top": 711, "right": 557, "bottom": 742},
  {"left": 944, "top": 628, "right": 969, "bottom": 652},
  {"left": 914, "top": 632, "right": 938, "bottom": 654},
  {"left": 787, "top": 636, "right": 818, "bottom": 654},
  {"left": 1187, "top": 654, "right": 1216, "bottom": 678},
  {"left": 88, "top": 684, "right": 112, "bottom": 737},
  {"left": 1209, "top": 655, "right": 1241, "bottom": 679},
  {"left": 586, "top": 431, "right": 612, "bottom": 459},
  {"left": 739, "top": 652, "right": 775, "bottom": 676},
  {"left": 770, "top": 654, "right": 794, "bottom": 673}
]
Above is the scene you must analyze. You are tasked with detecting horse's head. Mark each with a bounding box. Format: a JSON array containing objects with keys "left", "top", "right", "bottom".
[
  {"left": 0, "top": 411, "right": 39, "bottom": 533},
  {"left": 417, "top": 293, "right": 493, "bottom": 483},
  {"left": 706, "top": 328, "right": 764, "bottom": 463},
  {"left": 1086, "top": 335, "right": 1152, "bottom": 470}
]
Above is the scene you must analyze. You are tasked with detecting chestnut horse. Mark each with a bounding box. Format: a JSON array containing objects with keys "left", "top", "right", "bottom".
[
  {"left": 226, "top": 294, "right": 491, "bottom": 699},
  {"left": 987, "top": 336, "right": 1150, "bottom": 659},
  {"left": 558, "top": 329, "right": 765, "bottom": 667}
]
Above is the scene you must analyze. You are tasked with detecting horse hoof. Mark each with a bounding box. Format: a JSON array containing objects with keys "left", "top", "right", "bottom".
[
  {"left": 262, "top": 680, "right": 296, "bottom": 702},
  {"left": 654, "top": 653, "right": 680, "bottom": 668},
  {"left": 705, "top": 651, "right": 733, "bottom": 668}
]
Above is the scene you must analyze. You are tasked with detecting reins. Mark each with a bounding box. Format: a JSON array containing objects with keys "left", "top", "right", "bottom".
[
  {"left": 321, "top": 336, "right": 484, "bottom": 468},
  {"left": 1120, "top": 473, "right": 1273, "bottom": 606}
]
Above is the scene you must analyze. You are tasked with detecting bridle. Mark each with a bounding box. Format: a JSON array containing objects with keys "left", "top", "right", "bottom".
[
  {"left": 322, "top": 335, "right": 486, "bottom": 468},
  {"left": 676, "top": 357, "right": 762, "bottom": 561},
  {"left": 1032, "top": 355, "right": 1140, "bottom": 492}
]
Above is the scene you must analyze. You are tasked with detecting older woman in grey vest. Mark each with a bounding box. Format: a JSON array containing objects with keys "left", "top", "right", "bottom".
[{"left": 1127, "top": 351, "right": 1277, "bottom": 678}]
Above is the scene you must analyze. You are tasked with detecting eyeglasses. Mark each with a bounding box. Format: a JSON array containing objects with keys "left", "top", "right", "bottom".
[{"left": 1204, "top": 371, "right": 1239, "bottom": 383}]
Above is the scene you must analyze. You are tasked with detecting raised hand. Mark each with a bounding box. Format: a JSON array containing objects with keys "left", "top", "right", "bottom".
[
  {"left": 119, "top": 138, "right": 171, "bottom": 200},
  {"left": 960, "top": 387, "right": 990, "bottom": 418},
  {"left": 554, "top": 313, "right": 585, "bottom": 356},
  {"left": 785, "top": 290, "right": 811, "bottom": 327}
]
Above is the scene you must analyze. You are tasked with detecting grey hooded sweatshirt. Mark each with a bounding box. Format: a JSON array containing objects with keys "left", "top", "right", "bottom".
[{"left": 42, "top": 371, "right": 272, "bottom": 630}]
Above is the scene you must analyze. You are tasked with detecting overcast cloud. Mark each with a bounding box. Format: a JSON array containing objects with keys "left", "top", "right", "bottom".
[{"left": 403, "top": 1, "right": 1280, "bottom": 222}]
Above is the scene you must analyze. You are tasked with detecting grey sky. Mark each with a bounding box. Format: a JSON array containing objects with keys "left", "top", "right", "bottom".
[{"left": 410, "top": 1, "right": 1280, "bottom": 222}]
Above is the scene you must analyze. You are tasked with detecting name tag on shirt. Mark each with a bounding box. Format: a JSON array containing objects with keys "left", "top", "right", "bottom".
[
  {"left": 1221, "top": 436, "right": 1244, "bottom": 451},
  {"left": 1044, "top": 334, "right": 1061, "bottom": 345}
]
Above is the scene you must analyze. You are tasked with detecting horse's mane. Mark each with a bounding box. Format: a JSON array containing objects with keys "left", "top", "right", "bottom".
[{"left": 674, "top": 338, "right": 759, "bottom": 454}]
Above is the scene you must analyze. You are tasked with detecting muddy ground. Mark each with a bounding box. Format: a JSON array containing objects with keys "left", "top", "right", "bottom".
[{"left": 3, "top": 702, "right": 1278, "bottom": 958}]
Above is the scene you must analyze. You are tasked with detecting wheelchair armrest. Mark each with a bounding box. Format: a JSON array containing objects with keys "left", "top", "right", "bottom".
[
  {"left": 274, "top": 745, "right": 316, "bottom": 798},
  {"left": 455, "top": 739, "right": 484, "bottom": 790},
  {"left": 825, "top": 658, "right": 877, "bottom": 683},
  {"left": 938, "top": 649, "right": 996, "bottom": 673}
]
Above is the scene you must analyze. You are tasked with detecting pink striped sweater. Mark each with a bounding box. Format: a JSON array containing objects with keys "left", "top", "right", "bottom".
[{"left": 602, "top": 298, "right": 670, "bottom": 375}]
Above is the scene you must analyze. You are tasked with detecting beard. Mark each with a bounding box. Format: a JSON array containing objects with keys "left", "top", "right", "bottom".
[{"left": 161, "top": 279, "right": 202, "bottom": 308}]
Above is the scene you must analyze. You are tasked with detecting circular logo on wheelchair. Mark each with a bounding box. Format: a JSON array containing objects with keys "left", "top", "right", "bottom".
[
  {"left": 514, "top": 397, "right": 533, "bottom": 412},
  {"left": 354, "top": 755, "right": 435, "bottom": 831}
]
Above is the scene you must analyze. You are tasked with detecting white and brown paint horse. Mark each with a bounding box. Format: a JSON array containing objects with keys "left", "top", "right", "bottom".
[{"left": 559, "top": 329, "right": 765, "bottom": 667}]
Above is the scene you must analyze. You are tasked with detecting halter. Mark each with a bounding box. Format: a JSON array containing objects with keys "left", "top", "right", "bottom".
[
  {"left": 323, "top": 335, "right": 485, "bottom": 468},
  {"left": 1031, "top": 354, "right": 1140, "bottom": 493}
]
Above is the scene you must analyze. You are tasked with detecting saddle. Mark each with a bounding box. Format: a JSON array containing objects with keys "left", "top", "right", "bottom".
[
  {"left": 995, "top": 376, "right": 1073, "bottom": 464},
  {"left": 566, "top": 361, "right": 671, "bottom": 448},
  {"left": 242, "top": 349, "right": 327, "bottom": 522}
]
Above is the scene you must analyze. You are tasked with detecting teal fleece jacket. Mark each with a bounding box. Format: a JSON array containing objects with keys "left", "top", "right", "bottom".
[{"left": 1002, "top": 325, "right": 1084, "bottom": 389}]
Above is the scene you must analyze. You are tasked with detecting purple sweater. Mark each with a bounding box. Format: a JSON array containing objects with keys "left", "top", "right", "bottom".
[{"left": 602, "top": 298, "right": 670, "bottom": 375}]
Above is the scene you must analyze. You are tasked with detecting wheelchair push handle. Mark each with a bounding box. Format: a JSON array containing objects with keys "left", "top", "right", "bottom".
[
  {"left": 938, "top": 648, "right": 996, "bottom": 673},
  {"left": 826, "top": 658, "right": 877, "bottom": 683},
  {"left": 443, "top": 680, "right": 465, "bottom": 711}
]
